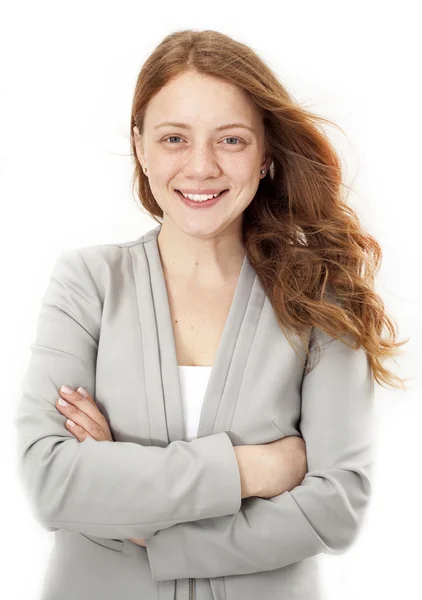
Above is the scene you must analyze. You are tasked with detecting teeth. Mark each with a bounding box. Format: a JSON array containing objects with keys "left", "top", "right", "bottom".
[{"left": 180, "top": 191, "right": 222, "bottom": 202}]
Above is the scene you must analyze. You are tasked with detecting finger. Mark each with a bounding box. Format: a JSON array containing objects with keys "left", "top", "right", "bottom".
[
  {"left": 76, "top": 386, "right": 97, "bottom": 406},
  {"left": 56, "top": 396, "right": 107, "bottom": 441},
  {"left": 59, "top": 385, "right": 96, "bottom": 407},
  {"left": 58, "top": 386, "right": 106, "bottom": 428},
  {"left": 65, "top": 418, "right": 91, "bottom": 442}
]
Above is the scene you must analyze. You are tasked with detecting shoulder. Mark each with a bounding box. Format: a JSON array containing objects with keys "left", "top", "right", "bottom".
[
  {"left": 75, "top": 224, "right": 160, "bottom": 267},
  {"left": 55, "top": 230, "right": 155, "bottom": 279},
  {"left": 75, "top": 231, "right": 148, "bottom": 264},
  {"left": 50, "top": 226, "right": 158, "bottom": 300}
]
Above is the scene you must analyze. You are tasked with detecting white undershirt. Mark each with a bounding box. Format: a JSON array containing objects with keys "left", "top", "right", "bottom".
[{"left": 178, "top": 366, "right": 213, "bottom": 441}]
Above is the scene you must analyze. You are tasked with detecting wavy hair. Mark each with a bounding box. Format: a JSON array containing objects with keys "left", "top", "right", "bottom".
[{"left": 129, "top": 28, "right": 410, "bottom": 390}]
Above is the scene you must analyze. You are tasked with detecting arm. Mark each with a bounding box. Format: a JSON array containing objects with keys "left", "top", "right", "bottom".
[
  {"left": 14, "top": 249, "right": 242, "bottom": 540},
  {"left": 145, "top": 327, "right": 376, "bottom": 582}
]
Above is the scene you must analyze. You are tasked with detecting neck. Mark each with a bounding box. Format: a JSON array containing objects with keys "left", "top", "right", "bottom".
[{"left": 156, "top": 217, "right": 246, "bottom": 286}]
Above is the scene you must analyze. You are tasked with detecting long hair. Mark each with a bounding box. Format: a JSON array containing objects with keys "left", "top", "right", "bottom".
[{"left": 129, "top": 28, "right": 410, "bottom": 390}]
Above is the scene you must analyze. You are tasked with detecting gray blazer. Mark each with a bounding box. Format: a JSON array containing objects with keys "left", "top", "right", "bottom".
[{"left": 14, "top": 223, "right": 375, "bottom": 600}]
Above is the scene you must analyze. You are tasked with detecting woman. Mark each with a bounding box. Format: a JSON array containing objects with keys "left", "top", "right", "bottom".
[{"left": 15, "top": 29, "right": 409, "bottom": 600}]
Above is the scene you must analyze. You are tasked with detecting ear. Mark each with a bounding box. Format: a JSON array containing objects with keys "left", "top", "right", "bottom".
[
  {"left": 262, "top": 156, "right": 273, "bottom": 173},
  {"left": 133, "top": 126, "right": 145, "bottom": 167}
]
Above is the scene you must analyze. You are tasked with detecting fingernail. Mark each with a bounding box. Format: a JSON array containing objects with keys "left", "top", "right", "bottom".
[
  {"left": 77, "top": 387, "right": 88, "bottom": 397},
  {"left": 67, "top": 419, "right": 76, "bottom": 427},
  {"left": 58, "top": 398, "right": 69, "bottom": 406},
  {"left": 61, "top": 385, "right": 73, "bottom": 394}
]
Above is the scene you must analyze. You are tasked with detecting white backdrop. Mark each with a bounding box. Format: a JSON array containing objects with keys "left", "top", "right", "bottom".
[{"left": 2, "top": 1, "right": 421, "bottom": 598}]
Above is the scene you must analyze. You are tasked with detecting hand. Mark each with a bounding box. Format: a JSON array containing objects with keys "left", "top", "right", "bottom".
[
  {"left": 259, "top": 435, "right": 308, "bottom": 499},
  {"left": 55, "top": 385, "right": 114, "bottom": 442},
  {"left": 235, "top": 436, "right": 307, "bottom": 499}
]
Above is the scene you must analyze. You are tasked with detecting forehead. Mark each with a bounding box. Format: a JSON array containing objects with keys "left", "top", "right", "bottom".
[{"left": 144, "top": 72, "right": 262, "bottom": 130}]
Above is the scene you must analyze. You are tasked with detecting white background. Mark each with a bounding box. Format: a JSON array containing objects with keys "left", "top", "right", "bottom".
[{"left": 2, "top": 1, "right": 421, "bottom": 598}]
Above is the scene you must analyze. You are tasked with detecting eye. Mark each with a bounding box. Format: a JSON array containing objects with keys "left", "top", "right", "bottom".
[
  {"left": 161, "top": 136, "right": 243, "bottom": 145},
  {"left": 222, "top": 137, "right": 242, "bottom": 145},
  {"left": 163, "top": 136, "right": 183, "bottom": 144}
]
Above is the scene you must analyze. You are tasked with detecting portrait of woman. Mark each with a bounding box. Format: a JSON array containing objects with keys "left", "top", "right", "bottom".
[{"left": 14, "top": 28, "right": 410, "bottom": 600}]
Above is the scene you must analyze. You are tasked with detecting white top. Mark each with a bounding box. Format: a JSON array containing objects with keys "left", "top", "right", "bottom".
[{"left": 178, "top": 365, "right": 213, "bottom": 441}]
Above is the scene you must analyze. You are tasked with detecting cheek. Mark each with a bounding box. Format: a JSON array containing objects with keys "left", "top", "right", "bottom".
[
  {"left": 225, "top": 156, "right": 260, "bottom": 181},
  {"left": 147, "top": 170, "right": 176, "bottom": 204}
]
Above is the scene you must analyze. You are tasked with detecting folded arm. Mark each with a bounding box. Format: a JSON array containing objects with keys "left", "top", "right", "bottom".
[
  {"left": 14, "top": 250, "right": 242, "bottom": 540},
  {"left": 145, "top": 327, "right": 376, "bottom": 582}
]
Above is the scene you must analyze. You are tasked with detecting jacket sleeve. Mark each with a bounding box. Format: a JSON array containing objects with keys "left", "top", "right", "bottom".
[
  {"left": 14, "top": 249, "right": 242, "bottom": 540},
  {"left": 145, "top": 326, "right": 376, "bottom": 582}
]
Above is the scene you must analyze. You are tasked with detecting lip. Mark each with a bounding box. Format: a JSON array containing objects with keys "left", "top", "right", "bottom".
[
  {"left": 177, "top": 188, "right": 228, "bottom": 194},
  {"left": 175, "top": 189, "right": 229, "bottom": 209}
]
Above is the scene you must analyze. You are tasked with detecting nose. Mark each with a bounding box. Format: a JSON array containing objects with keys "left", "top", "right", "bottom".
[{"left": 183, "top": 143, "right": 221, "bottom": 178}]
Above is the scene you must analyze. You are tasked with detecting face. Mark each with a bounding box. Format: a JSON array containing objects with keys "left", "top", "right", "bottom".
[{"left": 133, "top": 70, "right": 271, "bottom": 240}]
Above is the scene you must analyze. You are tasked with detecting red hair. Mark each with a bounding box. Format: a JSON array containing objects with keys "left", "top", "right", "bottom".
[{"left": 129, "top": 29, "right": 410, "bottom": 390}]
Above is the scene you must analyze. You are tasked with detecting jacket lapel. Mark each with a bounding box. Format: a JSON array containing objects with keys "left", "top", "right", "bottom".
[{"left": 131, "top": 223, "right": 266, "bottom": 444}]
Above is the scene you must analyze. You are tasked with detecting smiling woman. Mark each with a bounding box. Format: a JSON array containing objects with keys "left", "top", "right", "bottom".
[
  {"left": 130, "top": 34, "right": 408, "bottom": 393},
  {"left": 14, "top": 27, "right": 409, "bottom": 600},
  {"left": 132, "top": 69, "right": 270, "bottom": 243}
]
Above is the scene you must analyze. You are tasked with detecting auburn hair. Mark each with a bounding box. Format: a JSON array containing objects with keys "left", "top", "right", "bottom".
[{"left": 129, "top": 28, "right": 410, "bottom": 390}]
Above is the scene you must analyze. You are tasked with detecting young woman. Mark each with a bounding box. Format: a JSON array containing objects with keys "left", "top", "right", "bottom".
[{"left": 15, "top": 29, "right": 408, "bottom": 600}]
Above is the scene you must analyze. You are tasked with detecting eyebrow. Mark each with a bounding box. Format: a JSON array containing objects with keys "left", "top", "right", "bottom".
[{"left": 153, "top": 121, "right": 256, "bottom": 134}]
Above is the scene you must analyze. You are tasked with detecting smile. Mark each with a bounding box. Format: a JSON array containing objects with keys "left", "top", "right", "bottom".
[{"left": 175, "top": 189, "right": 229, "bottom": 208}]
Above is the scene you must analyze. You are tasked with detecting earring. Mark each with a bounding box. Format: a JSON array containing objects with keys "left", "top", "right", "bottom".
[
  {"left": 261, "top": 169, "right": 265, "bottom": 175},
  {"left": 143, "top": 166, "right": 147, "bottom": 174}
]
